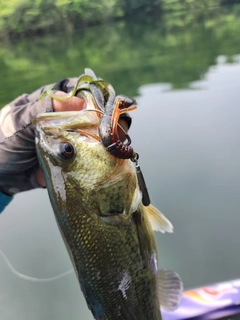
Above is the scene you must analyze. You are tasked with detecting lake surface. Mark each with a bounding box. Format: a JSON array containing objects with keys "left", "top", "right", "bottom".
[{"left": 0, "top": 5, "right": 240, "bottom": 320}]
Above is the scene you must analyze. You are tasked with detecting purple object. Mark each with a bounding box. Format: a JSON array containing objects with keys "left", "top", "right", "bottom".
[{"left": 162, "top": 279, "right": 240, "bottom": 319}]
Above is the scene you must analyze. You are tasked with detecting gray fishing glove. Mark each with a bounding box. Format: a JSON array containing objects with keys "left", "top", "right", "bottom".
[
  {"left": 0, "top": 87, "right": 53, "bottom": 197},
  {"left": 0, "top": 78, "right": 80, "bottom": 198}
]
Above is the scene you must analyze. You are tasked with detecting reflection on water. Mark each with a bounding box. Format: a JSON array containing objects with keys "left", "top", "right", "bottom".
[
  {"left": 1, "top": 5, "right": 240, "bottom": 319},
  {"left": 131, "top": 57, "right": 240, "bottom": 290},
  {"left": 1, "top": 4, "right": 240, "bottom": 107}
]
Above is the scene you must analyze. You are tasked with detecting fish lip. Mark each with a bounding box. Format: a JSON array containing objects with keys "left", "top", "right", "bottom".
[
  {"left": 33, "top": 110, "right": 102, "bottom": 161},
  {"left": 32, "top": 111, "right": 86, "bottom": 128},
  {"left": 33, "top": 109, "right": 101, "bottom": 131}
]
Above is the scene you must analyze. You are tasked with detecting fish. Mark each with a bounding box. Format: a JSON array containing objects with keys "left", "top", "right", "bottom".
[{"left": 33, "top": 80, "right": 182, "bottom": 320}]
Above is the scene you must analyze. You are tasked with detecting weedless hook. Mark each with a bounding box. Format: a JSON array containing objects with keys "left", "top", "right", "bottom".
[
  {"left": 117, "top": 123, "right": 132, "bottom": 146},
  {"left": 38, "top": 69, "right": 137, "bottom": 160},
  {"left": 131, "top": 154, "right": 150, "bottom": 206}
]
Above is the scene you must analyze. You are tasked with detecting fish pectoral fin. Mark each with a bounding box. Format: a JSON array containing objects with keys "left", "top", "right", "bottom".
[
  {"left": 145, "top": 204, "right": 173, "bottom": 233},
  {"left": 157, "top": 269, "right": 183, "bottom": 311}
]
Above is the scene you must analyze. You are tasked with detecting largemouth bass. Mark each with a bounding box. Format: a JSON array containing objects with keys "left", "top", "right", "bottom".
[{"left": 33, "top": 76, "right": 182, "bottom": 320}]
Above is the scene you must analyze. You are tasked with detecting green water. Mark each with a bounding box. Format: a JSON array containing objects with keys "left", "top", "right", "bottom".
[
  {"left": 0, "top": 5, "right": 240, "bottom": 320},
  {"left": 1, "top": 4, "right": 240, "bottom": 107}
]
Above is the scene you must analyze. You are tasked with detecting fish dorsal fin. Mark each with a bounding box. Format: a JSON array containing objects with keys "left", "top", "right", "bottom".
[
  {"left": 145, "top": 204, "right": 173, "bottom": 233},
  {"left": 157, "top": 269, "right": 183, "bottom": 311}
]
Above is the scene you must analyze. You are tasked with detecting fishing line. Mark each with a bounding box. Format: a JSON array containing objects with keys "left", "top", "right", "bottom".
[
  {"left": 0, "top": 247, "right": 74, "bottom": 283},
  {"left": 0, "top": 108, "right": 128, "bottom": 284}
]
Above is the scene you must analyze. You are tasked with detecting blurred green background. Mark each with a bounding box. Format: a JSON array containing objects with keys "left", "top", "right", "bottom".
[
  {"left": 0, "top": 1, "right": 240, "bottom": 319},
  {"left": 1, "top": 0, "right": 240, "bottom": 106}
]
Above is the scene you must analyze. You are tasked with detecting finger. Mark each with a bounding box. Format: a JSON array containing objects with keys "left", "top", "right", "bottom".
[
  {"left": 52, "top": 91, "right": 86, "bottom": 112},
  {"left": 35, "top": 169, "right": 46, "bottom": 187}
]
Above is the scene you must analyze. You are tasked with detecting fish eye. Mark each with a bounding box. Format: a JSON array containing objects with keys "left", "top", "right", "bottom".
[{"left": 59, "top": 142, "right": 75, "bottom": 159}]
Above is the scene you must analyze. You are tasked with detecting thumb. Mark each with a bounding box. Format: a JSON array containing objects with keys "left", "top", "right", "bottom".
[{"left": 52, "top": 91, "right": 86, "bottom": 112}]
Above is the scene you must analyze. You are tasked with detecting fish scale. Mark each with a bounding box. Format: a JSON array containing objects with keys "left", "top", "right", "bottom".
[
  {"left": 36, "top": 127, "right": 162, "bottom": 319},
  {"left": 34, "top": 79, "right": 181, "bottom": 319}
]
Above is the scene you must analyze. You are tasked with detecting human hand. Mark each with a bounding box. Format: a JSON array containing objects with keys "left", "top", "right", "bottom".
[
  {"left": 0, "top": 82, "right": 84, "bottom": 196},
  {"left": 0, "top": 85, "right": 130, "bottom": 196}
]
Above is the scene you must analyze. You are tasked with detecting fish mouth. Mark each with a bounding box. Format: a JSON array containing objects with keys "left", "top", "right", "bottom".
[
  {"left": 33, "top": 110, "right": 102, "bottom": 157},
  {"left": 33, "top": 110, "right": 88, "bottom": 128},
  {"left": 33, "top": 107, "right": 102, "bottom": 137}
]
